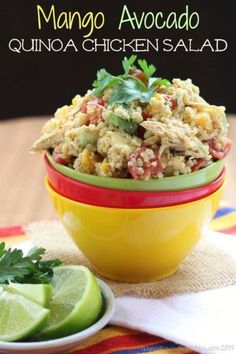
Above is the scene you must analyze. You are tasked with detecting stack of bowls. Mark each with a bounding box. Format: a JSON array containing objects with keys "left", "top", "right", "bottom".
[{"left": 45, "top": 152, "right": 225, "bottom": 282}]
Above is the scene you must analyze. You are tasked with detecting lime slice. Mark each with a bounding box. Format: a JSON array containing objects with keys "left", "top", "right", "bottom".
[
  {"left": 39, "top": 265, "right": 102, "bottom": 339},
  {"left": 4, "top": 283, "right": 53, "bottom": 307},
  {"left": 0, "top": 292, "right": 50, "bottom": 342}
]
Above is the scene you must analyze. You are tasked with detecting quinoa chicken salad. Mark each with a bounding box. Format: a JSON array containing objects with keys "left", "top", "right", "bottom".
[{"left": 31, "top": 56, "right": 232, "bottom": 180}]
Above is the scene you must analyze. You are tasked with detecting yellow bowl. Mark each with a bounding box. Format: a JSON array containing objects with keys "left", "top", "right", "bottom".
[{"left": 45, "top": 178, "right": 225, "bottom": 282}]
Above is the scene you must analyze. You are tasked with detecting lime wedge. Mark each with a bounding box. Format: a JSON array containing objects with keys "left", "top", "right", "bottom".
[
  {"left": 39, "top": 265, "right": 102, "bottom": 339},
  {"left": 0, "top": 292, "right": 50, "bottom": 342},
  {"left": 4, "top": 283, "right": 53, "bottom": 307}
]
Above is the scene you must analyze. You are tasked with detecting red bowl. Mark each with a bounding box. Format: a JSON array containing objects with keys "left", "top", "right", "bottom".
[{"left": 44, "top": 155, "right": 225, "bottom": 208}]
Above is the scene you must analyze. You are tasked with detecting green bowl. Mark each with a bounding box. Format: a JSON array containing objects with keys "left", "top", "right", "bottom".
[{"left": 46, "top": 152, "right": 224, "bottom": 192}]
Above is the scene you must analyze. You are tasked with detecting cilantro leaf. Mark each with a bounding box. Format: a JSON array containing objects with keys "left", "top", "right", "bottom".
[
  {"left": 122, "top": 55, "right": 137, "bottom": 74},
  {"left": 92, "top": 57, "right": 171, "bottom": 101},
  {"left": 149, "top": 77, "right": 171, "bottom": 88},
  {"left": 27, "top": 247, "right": 46, "bottom": 261},
  {"left": 92, "top": 69, "right": 111, "bottom": 88},
  {"left": 107, "top": 114, "right": 139, "bottom": 135},
  {"left": 0, "top": 242, "right": 6, "bottom": 257},
  {"left": 24, "top": 258, "right": 62, "bottom": 284},
  {"left": 109, "top": 78, "right": 155, "bottom": 105},
  {"left": 0, "top": 246, "right": 32, "bottom": 284},
  {"left": 92, "top": 69, "right": 122, "bottom": 96},
  {"left": 0, "top": 242, "right": 62, "bottom": 285},
  {"left": 138, "top": 59, "right": 156, "bottom": 80}
]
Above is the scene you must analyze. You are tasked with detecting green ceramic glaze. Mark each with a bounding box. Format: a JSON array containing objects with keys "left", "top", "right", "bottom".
[{"left": 46, "top": 152, "right": 224, "bottom": 192}]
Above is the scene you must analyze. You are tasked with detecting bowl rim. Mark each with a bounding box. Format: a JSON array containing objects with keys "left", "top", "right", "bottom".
[
  {"left": 45, "top": 176, "right": 226, "bottom": 213},
  {"left": 0, "top": 279, "right": 115, "bottom": 351},
  {"left": 46, "top": 151, "right": 224, "bottom": 187},
  {"left": 45, "top": 154, "right": 225, "bottom": 196}
]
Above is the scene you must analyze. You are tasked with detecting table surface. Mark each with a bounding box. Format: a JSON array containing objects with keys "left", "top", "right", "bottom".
[{"left": 0, "top": 116, "right": 235, "bottom": 226}]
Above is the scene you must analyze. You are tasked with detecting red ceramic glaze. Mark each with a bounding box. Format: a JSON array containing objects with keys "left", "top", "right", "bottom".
[{"left": 44, "top": 155, "right": 225, "bottom": 208}]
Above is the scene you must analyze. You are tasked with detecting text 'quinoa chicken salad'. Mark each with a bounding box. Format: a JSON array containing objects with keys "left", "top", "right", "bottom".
[{"left": 31, "top": 56, "right": 232, "bottom": 180}]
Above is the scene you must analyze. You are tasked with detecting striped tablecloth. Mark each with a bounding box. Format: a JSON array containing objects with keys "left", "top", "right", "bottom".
[{"left": 1, "top": 206, "right": 235, "bottom": 354}]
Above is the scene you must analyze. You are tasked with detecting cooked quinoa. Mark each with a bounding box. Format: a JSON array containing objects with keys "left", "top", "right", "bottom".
[{"left": 31, "top": 56, "right": 231, "bottom": 180}]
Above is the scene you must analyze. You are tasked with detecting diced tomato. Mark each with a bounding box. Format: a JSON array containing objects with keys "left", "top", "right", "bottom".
[
  {"left": 191, "top": 158, "right": 207, "bottom": 172},
  {"left": 137, "top": 125, "right": 146, "bottom": 139},
  {"left": 53, "top": 151, "right": 71, "bottom": 166},
  {"left": 128, "top": 147, "right": 163, "bottom": 180},
  {"left": 163, "top": 95, "right": 177, "bottom": 111},
  {"left": 81, "top": 102, "right": 87, "bottom": 114},
  {"left": 142, "top": 111, "right": 149, "bottom": 120},
  {"left": 81, "top": 98, "right": 105, "bottom": 114},
  {"left": 129, "top": 68, "right": 148, "bottom": 85},
  {"left": 207, "top": 138, "right": 232, "bottom": 160},
  {"left": 137, "top": 111, "right": 149, "bottom": 138},
  {"left": 89, "top": 97, "right": 105, "bottom": 106},
  {"left": 81, "top": 98, "right": 106, "bottom": 125}
]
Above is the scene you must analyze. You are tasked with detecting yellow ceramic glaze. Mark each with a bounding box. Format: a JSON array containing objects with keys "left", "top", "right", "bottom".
[{"left": 45, "top": 178, "right": 225, "bottom": 283}]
